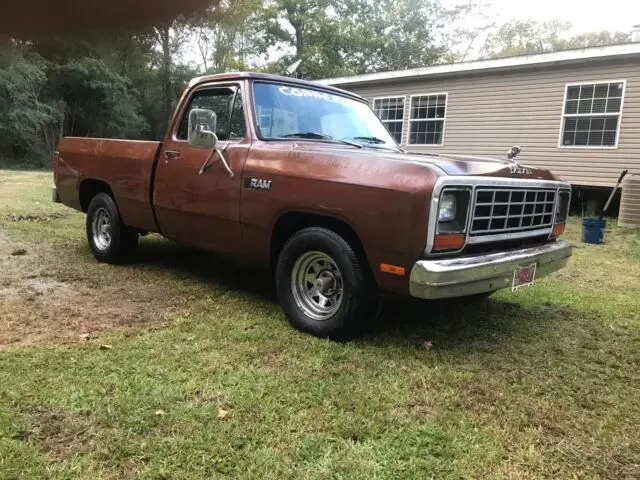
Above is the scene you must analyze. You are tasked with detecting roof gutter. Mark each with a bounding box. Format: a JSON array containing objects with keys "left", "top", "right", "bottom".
[{"left": 318, "top": 43, "right": 640, "bottom": 87}]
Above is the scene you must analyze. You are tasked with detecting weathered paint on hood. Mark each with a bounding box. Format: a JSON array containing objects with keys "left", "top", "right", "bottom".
[
  {"left": 406, "top": 152, "right": 558, "bottom": 180},
  {"left": 290, "top": 142, "right": 560, "bottom": 182}
]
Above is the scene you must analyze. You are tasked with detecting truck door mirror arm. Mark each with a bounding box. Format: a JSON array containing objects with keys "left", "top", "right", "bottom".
[{"left": 197, "top": 141, "right": 234, "bottom": 178}]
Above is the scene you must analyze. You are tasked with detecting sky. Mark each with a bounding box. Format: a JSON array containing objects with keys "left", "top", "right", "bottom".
[{"left": 470, "top": 0, "right": 640, "bottom": 34}]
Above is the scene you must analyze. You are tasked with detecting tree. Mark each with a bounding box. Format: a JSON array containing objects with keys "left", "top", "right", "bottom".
[
  {"left": 193, "top": 0, "right": 261, "bottom": 73},
  {"left": 0, "top": 2, "right": 228, "bottom": 166},
  {"left": 256, "top": 0, "right": 343, "bottom": 79},
  {"left": 47, "top": 57, "right": 148, "bottom": 139},
  {"left": 0, "top": 45, "right": 62, "bottom": 166},
  {"left": 152, "top": 21, "right": 192, "bottom": 136},
  {"left": 438, "top": 1, "right": 496, "bottom": 62},
  {"left": 482, "top": 20, "right": 571, "bottom": 58},
  {"left": 563, "top": 30, "right": 630, "bottom": 49},
  {"left": 482, "top": 20, "right": 631, "bottom": 59},
  {"left": 337, "top": 0, "right": 449, "bottom": 74},
  {"left": 257, "top": 0, "right": 464, "bottom": 79}
]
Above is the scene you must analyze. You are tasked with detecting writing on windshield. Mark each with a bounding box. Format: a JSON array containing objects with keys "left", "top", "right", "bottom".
[
  {"left": 277, "top": 86, "right": 352, "bottom": 106},
  {"left": 253, "top": 82, "right": 398, "bottom": 149}
]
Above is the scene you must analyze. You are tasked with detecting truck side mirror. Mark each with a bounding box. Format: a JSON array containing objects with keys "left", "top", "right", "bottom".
[{"left": 188, "top": 108, "right": 218, "bottom": 150}]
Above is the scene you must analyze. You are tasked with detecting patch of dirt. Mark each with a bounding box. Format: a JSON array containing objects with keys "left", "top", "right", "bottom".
[
  {"left": 4, "top": 213, "right": 68, "bottom": 222},
  {"left": 0, "top": 232, "right": 179, "bottom": 348},
  {"left": 16, "top": 408, "right": 105, "bottom": 460},
  {"left": 458, "top": 376, "right": 508, "bottom": 421}
]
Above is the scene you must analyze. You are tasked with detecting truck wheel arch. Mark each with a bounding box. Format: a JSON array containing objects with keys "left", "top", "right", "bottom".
[
  {"left": 79, "top": 179, "right": 115, "bottom": 212},
  {"left": 269, "top": 211, "right": 372, "bottom": 278}
]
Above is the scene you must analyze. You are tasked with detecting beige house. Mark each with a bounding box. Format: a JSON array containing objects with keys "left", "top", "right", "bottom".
[{"left": 319, "top": 43, "right": 640, "bottom": 189}]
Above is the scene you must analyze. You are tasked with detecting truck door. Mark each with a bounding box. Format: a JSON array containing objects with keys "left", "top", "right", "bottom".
[{"left": 153, "top": 83, "right": 250, "bottom": 253}]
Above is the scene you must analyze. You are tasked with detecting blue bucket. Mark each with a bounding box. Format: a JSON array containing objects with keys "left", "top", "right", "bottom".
[{"left": 582, "top": 218, "right": 606, "bottom": 244}]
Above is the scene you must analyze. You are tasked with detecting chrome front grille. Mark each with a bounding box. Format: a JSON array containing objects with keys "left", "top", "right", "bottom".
[{"left": 470, "top": 188, "right": 556, "bottom": 237}]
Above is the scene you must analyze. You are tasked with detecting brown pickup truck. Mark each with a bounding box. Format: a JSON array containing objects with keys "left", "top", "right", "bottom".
[{"left": 53, "top": 72, "right": 572, "bottom": 339}]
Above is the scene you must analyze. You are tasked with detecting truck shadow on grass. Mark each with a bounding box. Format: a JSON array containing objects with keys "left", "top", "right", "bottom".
[
  {"left": 133, "top": 238, "right": 578, "bottom": 348},
  {"left": 135, "top": 238, "right": 277, "bottom": 300},
  {"left": 364, "top": 295, "right": 577, "bottom": 349}
]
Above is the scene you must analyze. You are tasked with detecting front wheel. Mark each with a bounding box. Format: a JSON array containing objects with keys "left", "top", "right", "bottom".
[
  {"left": 86, "top": 193, "right": 138, "bottom": 264},
  {"left": 276, "top": 227, "right": 376, "bottom": 340}
]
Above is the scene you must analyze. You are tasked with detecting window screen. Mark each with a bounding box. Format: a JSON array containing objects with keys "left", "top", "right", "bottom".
[
  {"left": 560, "top": 81, "right": 624, "bottom": 147},
  {"left": 409, "top": 94, "right": 447, "bottom": 145},
  {"left": 373, "top": 97, "right": 405, "bottom": 144}
]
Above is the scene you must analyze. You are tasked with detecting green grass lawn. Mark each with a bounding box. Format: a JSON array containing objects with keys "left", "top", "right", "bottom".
[{"left": 1, "top": 170, "right": 639, "bottom": 479}]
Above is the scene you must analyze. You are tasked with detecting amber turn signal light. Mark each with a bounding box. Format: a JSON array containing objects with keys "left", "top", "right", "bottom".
[
  {"left": 433, "top": 233, "right": 465, "bottom": 251},
  {"left": 552, "top": 223, "right": 566, "bottom": 237},
  {"left": 380, "top": 264, "right": 406, "bottom": 276}
]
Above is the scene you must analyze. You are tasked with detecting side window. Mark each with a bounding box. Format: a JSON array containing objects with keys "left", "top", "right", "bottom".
[{"left": 177, "top": 86, "right": 246, "bottom": 141}]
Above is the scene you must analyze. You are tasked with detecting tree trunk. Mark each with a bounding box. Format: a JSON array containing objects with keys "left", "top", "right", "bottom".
[
  {"left": 157, "top": 25, "right": 172, "bottom": 137},
  {"left": 294, "top": 23, "right": 304, "bottom": 58},
  {"left": 285, "top": 4, "right": 304, "bottom": 61}
]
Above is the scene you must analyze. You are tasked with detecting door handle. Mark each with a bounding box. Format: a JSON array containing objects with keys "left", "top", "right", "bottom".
[{"left": 164, "top": 150, "right": 181, "bottom": 159}]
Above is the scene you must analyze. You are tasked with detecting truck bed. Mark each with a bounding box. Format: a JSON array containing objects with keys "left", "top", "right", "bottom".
[{"left": 56, "top": 137, "right": 162, "bottom": 232}]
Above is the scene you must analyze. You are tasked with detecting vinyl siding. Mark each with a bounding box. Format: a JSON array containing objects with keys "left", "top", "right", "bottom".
[{"left": 332, "top": 58, "right": 640, "bottom": 188}]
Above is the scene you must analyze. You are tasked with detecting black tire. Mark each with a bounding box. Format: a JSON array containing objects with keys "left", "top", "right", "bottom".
[
  {"left": 86, "top": 193, "right": 138, "bottom": 264},
  {"left": 275, "top": 227, "right": 376, "bottom": 340}
]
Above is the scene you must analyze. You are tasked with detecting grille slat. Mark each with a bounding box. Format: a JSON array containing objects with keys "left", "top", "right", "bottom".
[{"left": 470, "top": 187, "right": 556, "bottom": 237}]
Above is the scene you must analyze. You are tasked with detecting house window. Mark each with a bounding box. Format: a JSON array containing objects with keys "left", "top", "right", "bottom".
[
  {"left": 373, "top": 97, "right": 405, "bottom": 144},
  {"left": 257, "top": 105, "right": 273, "bottom": 136},
  {"left": 560, "top": 81, "right": 625, "bottom": 148},
  {"left": 409, "top": 93, "right": 447, "bottom": 145}
]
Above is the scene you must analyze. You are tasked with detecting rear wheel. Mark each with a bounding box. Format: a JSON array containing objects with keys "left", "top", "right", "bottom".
[
  {"left": 86, "top": 193, "right": 138, "bottom": 264},
  {"left": 276, "top": 227, "right": 376, "bottom": 340}
]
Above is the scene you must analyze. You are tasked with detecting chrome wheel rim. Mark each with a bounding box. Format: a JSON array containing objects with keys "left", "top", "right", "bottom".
[
  {"left": 291, "top": 251, "right": 344, "bottom": 321},
  {"left": 92, "top": 207, "right": 112, "bottom": 251}
]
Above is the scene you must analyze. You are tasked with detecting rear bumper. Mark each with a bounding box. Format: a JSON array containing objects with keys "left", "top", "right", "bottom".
[
  {"left": 52, "top": 186, "right": 61, "bottom": 203},
  {"left": 409, "top": 240, "right": 572, "bottom": 300}
]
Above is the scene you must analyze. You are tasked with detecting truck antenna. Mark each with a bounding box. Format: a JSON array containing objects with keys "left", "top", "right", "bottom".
[{"left": 285, "top": 59, "right": 302, "bottom": 78}]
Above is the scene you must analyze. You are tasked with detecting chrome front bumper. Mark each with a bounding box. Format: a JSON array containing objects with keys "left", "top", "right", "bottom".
[
  {"left": 410, "top": 241, "right": 572, "bottom": 300},
  {"left": 52, "top": 186, "right": 61, "bottom": 203}
]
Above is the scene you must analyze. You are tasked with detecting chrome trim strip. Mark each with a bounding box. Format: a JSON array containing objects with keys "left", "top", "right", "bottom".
[
  {"left": 411, "top": 240, "right": 572, "bottom": 300},
  {"left": 465, "top": 228, "right": 552, "bottom": 244},
  {"left": 425, "top": 176, "right": 572, "bottom": 255}
]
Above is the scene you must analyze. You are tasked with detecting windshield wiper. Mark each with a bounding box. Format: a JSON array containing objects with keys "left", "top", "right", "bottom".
[
  {"left": 351, "top": 136, "right": 387, "bottom": 144},
  {"left": 281, "top": 132, "right": 362, "bottom": 148},
  {"left": 350, "top": 136, "right": 404, "bottom": 152}
]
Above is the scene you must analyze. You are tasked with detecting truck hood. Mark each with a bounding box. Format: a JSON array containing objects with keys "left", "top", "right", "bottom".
[
  {"left": 372, "top": 149, "right": 558, "bottom": 180},
  {"left": 292, "top": 142, "right": 561, "bottom": 181}
]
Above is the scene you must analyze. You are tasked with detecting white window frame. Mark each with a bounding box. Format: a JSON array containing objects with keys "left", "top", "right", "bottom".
[
  {"left": 372, "top": 95, "right": 406, "bottom": 145},
  {"left": 558, "top": 79, "right": 626, "bottom": 149},
  {"left": 408, "top": 92, "right": 448, "bottom": 147},
  {"left": 257, "top": 105, "right": 273, "bottom": 132}
]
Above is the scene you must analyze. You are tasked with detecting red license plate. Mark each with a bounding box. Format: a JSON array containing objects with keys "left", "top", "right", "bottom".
[{"left": 512, "top": 263, "right": 537, "bottom": 291}]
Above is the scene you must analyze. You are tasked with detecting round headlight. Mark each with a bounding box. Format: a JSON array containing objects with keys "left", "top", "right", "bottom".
[{"left": 438, "top": 192, "right": 457, "bottom": 222}]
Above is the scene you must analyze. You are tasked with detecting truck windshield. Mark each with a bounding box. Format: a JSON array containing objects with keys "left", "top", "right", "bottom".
[{"left": 253, "top": 82, "right": 400, "bottom": 150}]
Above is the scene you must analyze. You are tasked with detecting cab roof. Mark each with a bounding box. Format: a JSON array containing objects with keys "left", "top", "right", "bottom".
[{"left": 188, "top": 72, "right": 366, "bottom": 103}]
